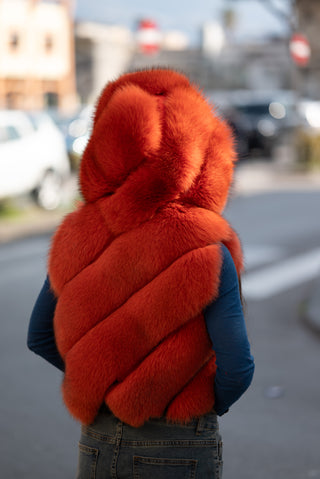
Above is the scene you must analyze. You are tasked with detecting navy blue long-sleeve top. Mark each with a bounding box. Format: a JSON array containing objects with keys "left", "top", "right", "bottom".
[{"left": 27, "top": 244, "right": 254, "bottom": 416}]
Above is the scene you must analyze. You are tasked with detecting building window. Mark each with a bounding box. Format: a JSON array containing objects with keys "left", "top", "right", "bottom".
[
  {"left": 9, "top": 32, "right": 20, "bottom": 51},
  {"left": 45, "top": 35, "right": 54, "bottom": 53},
  {"left": 44, "top": 92, "right": 58, "bottom": 107},
  {"left": 6, "top": 92, "right": 21, "bottom": 109}
]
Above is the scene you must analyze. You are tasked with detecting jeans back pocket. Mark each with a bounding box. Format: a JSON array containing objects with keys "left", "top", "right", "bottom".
[
  {"left": 133, "top": 456, "right": 197, "bottom": 479},
  {"left": 76, "top": 443, "right": 99, "bottom": 479}
]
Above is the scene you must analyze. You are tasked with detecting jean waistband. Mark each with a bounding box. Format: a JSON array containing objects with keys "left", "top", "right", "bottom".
[{"left": 83, "top": 404, "right": 218, "bottom": 438}]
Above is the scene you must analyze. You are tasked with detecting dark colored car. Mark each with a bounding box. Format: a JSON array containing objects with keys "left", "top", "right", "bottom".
[{"left": 208, "top": 90, "right": 300, "bottom": 160}]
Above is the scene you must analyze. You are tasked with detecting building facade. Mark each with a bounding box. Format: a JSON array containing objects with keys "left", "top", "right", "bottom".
[
  {"left": 75, "top": 22, "right": 133, "bottom": 104},
  {"left": 0, "top": 0, "right": 77, "bottom": 111}
]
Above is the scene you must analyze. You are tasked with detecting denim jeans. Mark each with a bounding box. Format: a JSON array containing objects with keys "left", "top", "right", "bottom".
[{"left": 76, "top": 406, "right": 223, "bottom": 479}]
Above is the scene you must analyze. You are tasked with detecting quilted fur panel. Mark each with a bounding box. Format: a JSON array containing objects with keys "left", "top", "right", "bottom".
[
  {"left": 106, "top": 315, "right": 214, "bottom": 427},
  {"left": 48, "top": 201, "right": 113, "bottom": 295},
  {"left": 166, "top": 356, "right": 217, "bottom": 423}
]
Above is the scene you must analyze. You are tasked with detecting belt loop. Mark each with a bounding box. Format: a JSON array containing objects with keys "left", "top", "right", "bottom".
[{"left": 196, "top": 416, "right": 205, "bottom": 436}]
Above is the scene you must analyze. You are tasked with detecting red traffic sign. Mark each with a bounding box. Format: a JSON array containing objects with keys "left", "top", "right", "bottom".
[
  {"left": 137, "top": 19, "right": 161, "bottom": 55},
  {"left": 290, "top": 33, "right": 311, "bottom": 67}
]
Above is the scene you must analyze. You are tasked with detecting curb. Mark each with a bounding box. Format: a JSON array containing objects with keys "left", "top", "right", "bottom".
[
  {"left": 233, "top": 162, "right": 320, "bottom": 196},
  {"left": 0, "top": 175, "right": 78, "bottom": 245},
  {"left": 0, "top": 210, "right": 66, "bottom": 244},
  {"left": 301, "top": 277, "right": 320, "bottom": 338}
]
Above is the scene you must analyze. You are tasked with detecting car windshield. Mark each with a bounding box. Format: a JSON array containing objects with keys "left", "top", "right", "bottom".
[{"left": 236, "top": 104, "right": 270, "bottom": 116}]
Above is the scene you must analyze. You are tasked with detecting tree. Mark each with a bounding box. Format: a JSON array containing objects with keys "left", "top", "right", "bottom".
[
  {"left": 259, "top": 0, "right": 295, "bottom": 28},
  {"left": 230, "top": 0, "right": 320, "bottom": 97}
]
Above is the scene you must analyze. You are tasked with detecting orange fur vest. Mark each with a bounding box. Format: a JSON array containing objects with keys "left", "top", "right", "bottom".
[{"left": 48, "top": 69, "right": 243, "bottom": 427}]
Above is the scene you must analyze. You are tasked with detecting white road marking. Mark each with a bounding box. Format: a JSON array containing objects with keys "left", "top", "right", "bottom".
[
  {"left": 243, "top": 244, "right": 284, "bottom": 269},
  {"left": 243, "top": 247, "right": 320, "bottom": 300}
]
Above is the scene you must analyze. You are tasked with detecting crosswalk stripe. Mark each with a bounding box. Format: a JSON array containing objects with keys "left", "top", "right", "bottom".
[
  {"left": 243, "top": 244, "right": 284, "bottom": 269},
  {"left": 243, "top": 247, "right": 320, "bottom": 300}
]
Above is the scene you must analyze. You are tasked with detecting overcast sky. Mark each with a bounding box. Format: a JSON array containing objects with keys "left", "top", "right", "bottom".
[{"left": 75, "top": 0, "right": 291, "bottom": 44}]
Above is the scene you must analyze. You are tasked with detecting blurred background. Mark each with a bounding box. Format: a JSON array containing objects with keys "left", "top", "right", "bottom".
[{"left": 0, "top": 1, "right": 320, "bottom": 478}]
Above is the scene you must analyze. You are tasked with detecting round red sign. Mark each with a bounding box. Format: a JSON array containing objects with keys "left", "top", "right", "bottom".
[{"left": 290, "top": 33, "right": 311, "bottom": 67}]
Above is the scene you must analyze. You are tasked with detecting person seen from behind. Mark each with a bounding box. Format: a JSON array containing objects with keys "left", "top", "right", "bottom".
[{"left": 27, "top": 68, "right": 255, "bottom": 478}]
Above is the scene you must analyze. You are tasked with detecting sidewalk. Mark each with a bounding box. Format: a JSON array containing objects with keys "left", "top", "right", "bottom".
[
  {"left": 233, "top": 159, "right": 320, "bottom": 195},
  {"left": 0, "top": 207, "right": 67, "bottom": 244},
  {"left": 0, "top": 174, "right": 78, "bottom": 244}
]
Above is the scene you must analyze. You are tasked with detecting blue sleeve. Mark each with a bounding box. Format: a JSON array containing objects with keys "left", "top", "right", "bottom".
[
  {"left": 27, "top": 276, "right": 64, "bottom": 372},
  {"left": 204, "top": 244, "right": 255, "bottom": 416}
]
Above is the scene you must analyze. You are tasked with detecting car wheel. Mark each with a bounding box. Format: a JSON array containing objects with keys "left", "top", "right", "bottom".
[{"left": 35, "top": 170, "right": 63, "bottom": 210}]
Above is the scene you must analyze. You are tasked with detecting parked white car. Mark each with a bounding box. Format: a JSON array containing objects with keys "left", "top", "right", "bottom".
[
  {"left": 0, "top": 110, "right": 70, "bottom": 210},
  {"left": 52, "top": 104, "right": 93, "bottom": 169}
]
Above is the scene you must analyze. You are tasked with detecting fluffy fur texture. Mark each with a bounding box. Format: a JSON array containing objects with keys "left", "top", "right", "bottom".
[{"left": 48, "top": 68, "right": 243, "bottom": 427}]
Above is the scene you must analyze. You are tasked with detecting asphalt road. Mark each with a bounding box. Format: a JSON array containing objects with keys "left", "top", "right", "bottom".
[
  {"left": 1, "top": 189, "right": 320, "bottom": 479},
  {"left": 223, "top": 191, "right": 320, "bottom": 479}
]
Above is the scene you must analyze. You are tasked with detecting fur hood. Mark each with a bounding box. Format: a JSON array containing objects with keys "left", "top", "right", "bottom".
[
  {"left": 48, "top": 69, "right": 243, "bottom": 427},
  {"left": 79, "top": 68, "right": 236, "bottom": 234}
]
